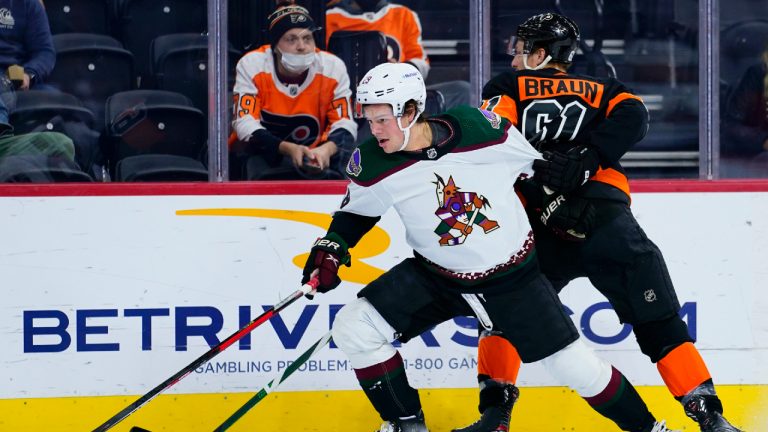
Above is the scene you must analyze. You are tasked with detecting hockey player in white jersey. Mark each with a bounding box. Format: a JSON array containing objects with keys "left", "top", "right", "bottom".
[{"left": 301, "top": 62, "right": 668, "bottom": 432}]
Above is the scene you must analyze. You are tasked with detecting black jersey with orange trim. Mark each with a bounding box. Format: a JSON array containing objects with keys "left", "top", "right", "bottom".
[{"left": 481, "top": 68, "right": 649, "bottom": 202}]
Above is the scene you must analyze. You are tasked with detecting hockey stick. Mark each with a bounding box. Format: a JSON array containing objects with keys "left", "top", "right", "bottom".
[
  {"left": 92, "top": 278, "right": 319, "bottom": 432},
  {"left": 213, "top": 331, "right": 333, "bottom": 431}
]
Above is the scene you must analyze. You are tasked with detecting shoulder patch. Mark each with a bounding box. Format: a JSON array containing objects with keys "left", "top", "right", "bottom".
[
  {"left": 477, "top": 108, "right": 501, "bottom": 129},
  {"left": 346, "top": 148, "right": 363, "bottom": 177}
]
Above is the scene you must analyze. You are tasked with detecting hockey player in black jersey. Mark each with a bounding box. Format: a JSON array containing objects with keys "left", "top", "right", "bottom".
[{"left": 453, "top": 12, "right": 742, "bottom": 432}]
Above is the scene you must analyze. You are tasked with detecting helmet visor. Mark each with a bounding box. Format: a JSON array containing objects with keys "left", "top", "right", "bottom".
[{"left": 506, "top": 35, "right": 530, "bottom": 57}]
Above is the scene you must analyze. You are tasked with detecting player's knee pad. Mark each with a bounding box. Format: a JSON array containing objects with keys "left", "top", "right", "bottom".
[
  {"left": 540, "top": 338, "right": 612, "bottom": 397},
  {"left": 633, "top": 315, "right": 694, "bottom": 363},
  {"left": 331, "top": 297, "right": 398, "bottom": 369}
]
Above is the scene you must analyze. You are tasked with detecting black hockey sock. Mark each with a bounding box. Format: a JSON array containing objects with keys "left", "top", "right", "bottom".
[
  {"left": 583, "top": 367, "right": 656, "bottom": 431},
  {"left": 353, "top": 351, "right": 421, "bottom": 421}
]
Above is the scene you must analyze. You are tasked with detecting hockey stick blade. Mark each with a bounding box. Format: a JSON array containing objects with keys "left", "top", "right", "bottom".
[
  {"left": 92, "top": 278, "right": 319, "bottom": 432},
  {"left": 129, "top": 427, "right": 152, "bottom": 432},
  {"left": 213, "top": 331, "right": 333, "bottom": 431}
]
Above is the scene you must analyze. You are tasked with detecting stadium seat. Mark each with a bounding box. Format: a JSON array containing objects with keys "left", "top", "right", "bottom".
[
  {"left": 327, "top": 30, "right": 388, "bottom": 96},
  {"left": 104, "top": 90, "right": 207, "bottom": 180},
  {"left": 150, "top": 33, "right": 240, "bottom": 113},
  {"left": 49, "top": 33, "right": 134, "bottom": 126},
  {"left": 114, "top": 154, "right": 207, "bottom": 181},
  {"left": 9, "top": 90, "right": 104, "bottom": 177},
  {"left": 720, "top": 19, "right": 768, "bottom": 90},
  {"left": 10, "top": 90, "right": 95, "bottom": 133},
  {"left": 117, "top": 0, "right": 207, "bottom": 86},
  {"left": 0, "top": 155, "right": 94, "bottom": 182},
  {"left": 45, "top": 0, "right": 114, "bottom": 35},
  {"left": 425, "top": 89, "right": 445, "bottom": 115}
]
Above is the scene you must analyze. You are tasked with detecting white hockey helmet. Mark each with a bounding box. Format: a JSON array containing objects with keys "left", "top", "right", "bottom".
[{"left": 354, "top": 62, "right": 426, "bottom": 119}]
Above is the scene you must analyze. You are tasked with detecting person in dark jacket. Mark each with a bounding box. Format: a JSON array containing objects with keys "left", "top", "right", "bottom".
[
  {"left": 0, "top": 0, "right": 55, "bottom": 90},
  {"left": 722, "top": 42, "right": 768, "bottom": 157}
]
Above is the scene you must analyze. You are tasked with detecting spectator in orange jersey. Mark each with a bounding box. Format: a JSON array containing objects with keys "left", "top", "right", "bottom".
[
  {"left": 231, "top": 3, "right": 357, "bottom": 180},
  {"left": 325, "top": 0, "right": 471, "bottom": 110}
]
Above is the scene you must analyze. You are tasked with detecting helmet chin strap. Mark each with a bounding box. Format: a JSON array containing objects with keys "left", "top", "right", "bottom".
[
  {"left": 397, "top": 115, "right": 419, "bottom": 151},
  {"left": 523, "top": 54, "right": 553, "bottom": 70}
]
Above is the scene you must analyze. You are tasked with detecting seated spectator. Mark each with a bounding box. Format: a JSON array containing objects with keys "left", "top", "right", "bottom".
[
  {"left": 0, "top": 78, "right": 74, "bottom": 161},
  {"left": 0, "top": 0, "right": 55, "bottom": 91},
  {"left": 722, "top": 42, "right": 768, "bottom": 158},
  {"left": 230, "top": 2, "right": 357, "bottom": 180},
  {"left": 325, "top": 0, "right": 471, "bottom": 110}
]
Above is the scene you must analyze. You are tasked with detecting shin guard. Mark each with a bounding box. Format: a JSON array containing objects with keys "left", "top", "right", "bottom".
[
  {"left": 354, "top": 352, "right": 421, "bottom": 421},
  {"left": 583, "top": 366, "right": 656, "bottom": 431},
  {"left": 657, "top": 342, "right": 712, "bottom": 398},
  {"left": 542, "top": 340, "right": 655, "bottom": 431},
  {"left": 477, "top": 333, "right": 521, "bottom": 386}
]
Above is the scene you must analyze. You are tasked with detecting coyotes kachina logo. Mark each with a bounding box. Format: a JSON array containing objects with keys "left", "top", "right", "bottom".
[{"left": 433, "top": 174, "right": 499, "bottom": 246}]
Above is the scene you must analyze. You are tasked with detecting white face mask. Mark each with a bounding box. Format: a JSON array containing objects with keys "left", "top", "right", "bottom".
[{"left": 279, "top": 51, "right": 315, "bottom": 74}]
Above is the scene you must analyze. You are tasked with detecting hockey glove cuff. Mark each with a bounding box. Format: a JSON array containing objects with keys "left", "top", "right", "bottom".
[
  {"left": 539, "top": 193, "right": 595, "bottom": 242},
  {"left": 514, "top": 176, "right": 546, "bottom": 209},
  {"left": 302, "top": 232, "right": 351, "bottom": 298},
  {"left": 533, "top": 145, "right": 600, "bottom": 193}
]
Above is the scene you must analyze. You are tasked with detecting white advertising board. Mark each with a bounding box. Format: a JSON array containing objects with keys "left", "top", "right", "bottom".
[{"left": 1, "top": 190, "right": 767, "bottom": 399}]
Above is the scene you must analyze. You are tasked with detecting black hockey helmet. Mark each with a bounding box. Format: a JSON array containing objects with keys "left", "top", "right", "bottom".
[{"left": 509, "top": 13, "right": 580, "bottom": 64}]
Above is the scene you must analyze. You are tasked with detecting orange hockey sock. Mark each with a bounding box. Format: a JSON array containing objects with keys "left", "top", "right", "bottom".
[
  {"left": 656, "top": 342, "right": 712, "bottom": 397},
  {"left": 478, "top": 334, "right": 521, "bottom": 384}
]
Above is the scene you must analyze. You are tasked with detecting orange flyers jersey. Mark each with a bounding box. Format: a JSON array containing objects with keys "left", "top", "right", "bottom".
[
  {"left": 232, "top": 45, "right": 357, "bottom": 148},
  {"left": 481, "top": 68, "right": 649, "bottom": 201},
  {"left": 326, "top": 3, "right": 430, "bottom": 77}
]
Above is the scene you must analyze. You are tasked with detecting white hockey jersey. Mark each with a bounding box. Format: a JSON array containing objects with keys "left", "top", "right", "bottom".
[{"left": 340, "top": 106, "right": 541, "bottom": 278}]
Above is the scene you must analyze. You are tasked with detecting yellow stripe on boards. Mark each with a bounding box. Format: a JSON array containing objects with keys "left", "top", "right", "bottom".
[{"left": 1, "top": 385, "right": 763, "bottom": 431}]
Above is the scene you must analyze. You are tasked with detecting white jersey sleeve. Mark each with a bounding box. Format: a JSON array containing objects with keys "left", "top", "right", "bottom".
[
  {"left": 337, "top": 181, "right": 393, "bottom": 218},
  {"left": 501, "top": 122, "right": 541, "bottom": 178}
]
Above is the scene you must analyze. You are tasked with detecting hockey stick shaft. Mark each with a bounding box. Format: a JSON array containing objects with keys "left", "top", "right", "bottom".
[
  {"left": 213, "top": 331, "right": 333, "bottom": 431},
  {"left": 92, "top": 279, "right": 319, "bottom": 432}
]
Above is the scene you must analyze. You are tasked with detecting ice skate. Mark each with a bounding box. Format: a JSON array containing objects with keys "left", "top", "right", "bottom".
[
  {"left": 451, "top": 382, "right": 519, "bottom": 432},
  {"left": 376, "top": 410, "right": 428, "bottom": 432},
  {"left": 683, "top": 394, "right": 743, "bottom": 432},
  {"left": 643, "top": 420, "right": 681, "bottom": 432}
]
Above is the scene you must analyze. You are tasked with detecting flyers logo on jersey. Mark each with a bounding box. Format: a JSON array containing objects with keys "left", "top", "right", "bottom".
[{"left": 518, "top": 77, "right": 605, "bottom": 108}]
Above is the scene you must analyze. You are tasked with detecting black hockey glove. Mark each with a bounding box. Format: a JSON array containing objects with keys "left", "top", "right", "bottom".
[
  {"left": 301, "top": 232, "right": 351, "bottom": 298},
  {"left": 533, "top": 145, "right": 600, "bottom": 193},
  {"left": 539, "top": 193, "right": 595, "bottom": 241}
]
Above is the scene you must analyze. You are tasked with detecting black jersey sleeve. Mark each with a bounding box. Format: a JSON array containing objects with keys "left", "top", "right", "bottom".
[
  {"left": 328, "top": 211, "right": 381, "bottom": 248},
  {"left": 590, "top": 97, "right": 649, "bottom": 164}
]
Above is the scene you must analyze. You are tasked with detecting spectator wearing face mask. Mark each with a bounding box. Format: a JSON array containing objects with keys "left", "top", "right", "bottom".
[{"left": 230, "top": 2, "right": 357, "bottom": 180}]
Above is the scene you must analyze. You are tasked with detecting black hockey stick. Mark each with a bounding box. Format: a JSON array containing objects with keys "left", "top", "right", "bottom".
[
  {"left": 213, "top": 331, "right": 333, "bottom": 431},
  {"left": 92, "top": 278, "right": 319, "bottom": 432}
]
